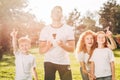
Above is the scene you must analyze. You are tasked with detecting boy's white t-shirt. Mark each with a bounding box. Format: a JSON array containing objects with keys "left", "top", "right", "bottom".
[
  {"left": 39, "top": 24, "right": 74, "bottom": 65},
  {"left": 76, "top": 52, "right": 90, "bottom": 71},
  {"left": 14, "top": 51, "right": 36, "bottom": 80},
  {"left": 90, "top": 48, "right": 114, "bottom": 78}
]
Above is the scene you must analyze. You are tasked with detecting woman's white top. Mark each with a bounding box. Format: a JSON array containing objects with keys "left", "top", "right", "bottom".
[{"left": 76, "top": 52, "right": 90, "bottom": 71}]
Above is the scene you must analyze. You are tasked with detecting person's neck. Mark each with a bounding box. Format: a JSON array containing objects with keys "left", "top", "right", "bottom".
[
  {"left": 86, "top": 46, "right": 91, "bottom": 54},
  {"left": 21, "top": 50, "right": 29, "bottom": 55},
  {"left": 51, "top": 21, "right": 63, "bottom": 28},
  {"left": 98, "top": 44, "right": 105, "bottom": 48}
]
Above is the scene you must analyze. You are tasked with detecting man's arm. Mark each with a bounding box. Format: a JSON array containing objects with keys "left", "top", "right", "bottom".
[
  {"left": 58, "top": 40, "right": 75, "bottom": 52},
  {"left": 39, "top": 41, "right": 53, "bottom": 54}
]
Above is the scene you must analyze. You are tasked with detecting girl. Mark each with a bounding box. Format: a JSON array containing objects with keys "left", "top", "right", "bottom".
[
  {"left": 90, "top": 31, "right": 115, "bottom": 80},
  {"left": 76, "top": 30, "right": 116, "bottom": 80}
]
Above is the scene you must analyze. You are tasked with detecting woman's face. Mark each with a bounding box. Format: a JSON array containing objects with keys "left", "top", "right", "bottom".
[{"left": 84, "top": 34, "right": 94, "bottom": 48}]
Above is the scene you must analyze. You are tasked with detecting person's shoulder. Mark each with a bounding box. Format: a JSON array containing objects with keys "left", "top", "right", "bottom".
[
  {"left": 63, "top": 24, "right": 73, "bottom": 29},
  {"left": 105, "top": 48, "right": 113, "bottom": 52},
  {"left": 41, "top": 25, "right": 51, "bottom": 30},
  {"left": 63, "top": 24, "right": 74, "bottom": 32}
]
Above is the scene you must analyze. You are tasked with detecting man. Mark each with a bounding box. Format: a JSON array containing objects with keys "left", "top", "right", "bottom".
[{"left": 39, "top": 6, "right": 75, "bottom": 80}]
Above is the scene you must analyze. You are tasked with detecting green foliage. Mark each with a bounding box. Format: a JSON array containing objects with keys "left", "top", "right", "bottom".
[
  {"left": 99, "top": 0, "right": 120, "bottom": 34},
  {"left": 0, "top": 48, "right": 120, "bottom": 80}
]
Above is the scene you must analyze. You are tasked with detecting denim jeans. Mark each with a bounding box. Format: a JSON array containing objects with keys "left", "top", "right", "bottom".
[
  {"left": 80, "top": 67, "right": 89, "bottom": 80},
  {"left": 96, "top": 75, "right": 112, "bottom": 80}
]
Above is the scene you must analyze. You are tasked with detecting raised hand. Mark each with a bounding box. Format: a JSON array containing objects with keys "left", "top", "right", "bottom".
[
  {"left": 105, "top": 27, "right": 112, "bottom": 38},
  {"left": 10, "top": 29, "right": 18, "bottom": 38}
]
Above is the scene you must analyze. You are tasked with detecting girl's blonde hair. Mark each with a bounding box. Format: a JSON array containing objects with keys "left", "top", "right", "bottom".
[{"left": 76, "top": 30, "right": 96, "bottom": 56}]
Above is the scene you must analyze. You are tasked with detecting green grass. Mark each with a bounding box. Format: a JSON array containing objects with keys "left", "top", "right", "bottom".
[{"left": 0, "top": 48, "right": 120, "bottom": 80}]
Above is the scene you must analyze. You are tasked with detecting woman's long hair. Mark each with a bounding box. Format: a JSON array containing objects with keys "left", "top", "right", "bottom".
[{"left": 76, "top": 30, "right": 96, "bottom": 56}]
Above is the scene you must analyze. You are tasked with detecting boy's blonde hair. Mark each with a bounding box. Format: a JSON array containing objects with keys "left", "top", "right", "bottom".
[{"left": 18, "top": 36, "right": 31, "bottom": 44}]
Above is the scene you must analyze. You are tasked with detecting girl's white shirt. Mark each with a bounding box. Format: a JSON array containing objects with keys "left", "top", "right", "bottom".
[{"left": 90, "top": 48, "right": 114, "bottom": 78}]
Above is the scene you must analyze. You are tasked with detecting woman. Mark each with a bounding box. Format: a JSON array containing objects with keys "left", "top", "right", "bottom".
[{"left": 76, "top": 30, "right": 116, "bottom": 80}]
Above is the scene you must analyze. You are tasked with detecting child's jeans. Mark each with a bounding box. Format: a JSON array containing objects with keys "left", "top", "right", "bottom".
[{"left": 96, "top": 75, "right": 112, "bottom": 80}]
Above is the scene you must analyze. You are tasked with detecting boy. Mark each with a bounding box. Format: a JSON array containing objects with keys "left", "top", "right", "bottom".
[{"left": 11, "top": 29, "right": 38, "bottom": 80}]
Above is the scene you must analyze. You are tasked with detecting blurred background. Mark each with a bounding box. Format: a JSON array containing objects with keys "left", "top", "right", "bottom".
[{"left": 0, "top": 0, "right": 120, "bottom": 79}]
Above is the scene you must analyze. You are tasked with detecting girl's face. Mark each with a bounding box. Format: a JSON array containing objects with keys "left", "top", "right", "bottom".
[
  {"left": 97, "top": 34, "right": 106, "bottom": 45},
  {"left": 84, "top": 34, "right": 94, "bottom": 48},
  {"left": 19, "top": 42, "right": 31, "bottom": 53}
]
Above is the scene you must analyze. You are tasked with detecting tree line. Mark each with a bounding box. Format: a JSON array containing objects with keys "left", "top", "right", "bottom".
[{"left": 0, "top": 0, "right": 120, "bottom": 59}]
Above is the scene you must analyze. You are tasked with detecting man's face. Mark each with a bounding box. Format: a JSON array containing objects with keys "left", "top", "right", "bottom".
[{"left": 51, "top": 7, "right": 63, "bottom": 21}]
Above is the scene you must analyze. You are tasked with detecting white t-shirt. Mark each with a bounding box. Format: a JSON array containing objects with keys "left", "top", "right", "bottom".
[
  {"left": 39, "top": 24, "right": 74, "bottom": 65},
  {"left": 76, "top": 52, "right": 90, "bottom": 71},
  {"left": 90, "top": 48, "right": 114, "bottom": 78},
  {"left": 14, "top": 51, "right": 36, "bottom": 80}
]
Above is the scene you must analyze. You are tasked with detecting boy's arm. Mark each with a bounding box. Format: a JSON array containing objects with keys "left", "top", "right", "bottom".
[
  {"left": 10, "top": 30, "right": 18, "bottom": 54},
  {"left": 110, "top": 61, "right": 115, "bottom": 80},
  {"left": 32, "top": 67, "right": 38, "bottom": 80}
]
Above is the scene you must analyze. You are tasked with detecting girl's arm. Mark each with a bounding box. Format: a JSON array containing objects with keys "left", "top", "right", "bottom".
[
  {"left": 10, "top": 29, "right": 18, "bottom": 54},
  {"left": 110, "top": 61, "right": 115, "bottom": 80},
  {"left": 106, "top": 29, "right": 117, "bottom": 50},
  {"left": 89, "top": 62, "right": 96, "bottom": 80},
  {"left": 32, "top": 67, "right": 38, "bottom": 80}
]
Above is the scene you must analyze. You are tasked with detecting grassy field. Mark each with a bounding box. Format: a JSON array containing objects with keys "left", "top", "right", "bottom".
[{"left": 0, "top": 48, "right": 120, "bottom": 80}]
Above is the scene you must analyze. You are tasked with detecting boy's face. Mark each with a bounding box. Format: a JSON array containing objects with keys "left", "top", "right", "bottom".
[{"left": 19, "top": 42, "right": 31, "bottom": 53}]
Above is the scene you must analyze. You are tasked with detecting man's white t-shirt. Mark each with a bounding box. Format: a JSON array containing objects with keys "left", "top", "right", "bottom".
[
  {"left": 15, "top": 51, "right": 36, "bottom": 80},
  {"left": 76, "top": 52, "right": 90, "bottom": 71},
  {"left": 90, "top": 48, "right": 114, "bottom": 78},
  {"left": 39, "top": 24, "right": 74, "bottom": 65}
]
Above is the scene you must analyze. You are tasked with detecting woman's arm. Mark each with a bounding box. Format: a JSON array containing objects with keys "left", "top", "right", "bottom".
[{"left": 80, "top": 62, "right": 88, "bottom": 74}]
